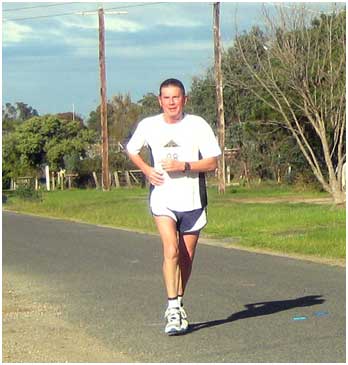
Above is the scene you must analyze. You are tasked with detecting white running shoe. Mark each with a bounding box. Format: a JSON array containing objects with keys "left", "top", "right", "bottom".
[
  {"left": 179, "top": 306, "right": 189, "bottom": 332},
  {"left": 164, "top": 307, "right": 182, "bottom": 335}
]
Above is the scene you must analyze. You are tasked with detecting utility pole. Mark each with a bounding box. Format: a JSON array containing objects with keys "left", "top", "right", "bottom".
[
  {"left": 98, "top": 7, "right": 109, "bottom": 191},
  {"left": 77, "top": 8, "right": 127, "bottom": 191},
  {"left": 213, "top": 2, "right": 226, "bottom": 194}
]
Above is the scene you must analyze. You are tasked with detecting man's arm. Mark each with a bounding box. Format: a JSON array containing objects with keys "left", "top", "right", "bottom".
[{"left": 161, "top": 156, "right": 218, "bottom": 173}]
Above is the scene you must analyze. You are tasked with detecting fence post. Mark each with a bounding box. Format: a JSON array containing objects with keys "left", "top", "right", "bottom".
[
  {"left": 60, "top": 173, "right": 64, "bottom": 190},
  {"left": 92, "top": 172, "right": 100, "bottom": 189},
  {"left": 125, "top": 171, "right": 131, "bottom": 187},
  {"left": 45, "top": 165, "right": 50, "bottom": 191},
  {"left": 51, "top": 172, "right": 55, "bottom": 191},
  {"left": 114, "top": 172, "right": 120, "bottom": 188},
  {"left": 226, "top": 165, "right": 231, "bottom": 185}
]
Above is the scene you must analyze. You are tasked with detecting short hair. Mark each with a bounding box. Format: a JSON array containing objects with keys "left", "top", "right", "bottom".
[{"left": 159, "top": 78, "right": 186, "bottom": 96}]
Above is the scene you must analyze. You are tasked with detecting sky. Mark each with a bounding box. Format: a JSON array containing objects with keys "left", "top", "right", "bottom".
[{"left": 2, "top": 1, "right": 344, "bottom": 119}]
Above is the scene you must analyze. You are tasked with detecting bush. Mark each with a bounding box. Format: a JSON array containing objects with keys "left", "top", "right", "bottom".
[
  {"left": 15, "top": 185, "right": 43, "bottom": 201},
  {"left": 292, "top": 172, "right": 324, "bottom": 192}
]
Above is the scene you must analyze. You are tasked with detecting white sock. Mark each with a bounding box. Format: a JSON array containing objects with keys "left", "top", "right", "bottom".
[
  {"left": 168, "top": 297, "right": 179, "bottom": 309},
  {"left": 178, "top": 295, "right": 183, "bottom": 307}
]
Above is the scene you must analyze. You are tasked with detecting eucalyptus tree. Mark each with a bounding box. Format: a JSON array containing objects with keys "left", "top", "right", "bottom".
[{"left": 226, "top": 5, "right": 346, "bottom": 203}]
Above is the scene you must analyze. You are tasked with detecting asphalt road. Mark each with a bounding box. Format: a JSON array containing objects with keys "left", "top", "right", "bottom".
[{"left": 3, "top": 211, "right": 346, "bottom": 363}]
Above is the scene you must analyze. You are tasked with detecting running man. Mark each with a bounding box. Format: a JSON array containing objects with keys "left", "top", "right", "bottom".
[{"left": 127, "top": 78, "right": 221, "bottom": 335}]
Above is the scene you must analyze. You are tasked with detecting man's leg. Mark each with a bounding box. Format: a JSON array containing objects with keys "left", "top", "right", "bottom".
[
  {"left": 154, "top": 216, "right": 180, "bottom": 300},
  {"left": 178, "top": 232, "right": 200, "bottom": 296},
  {"left": 154, "top": 215, "right": 185, "bottom": 335},
  {"left": 176, "top": 232, "right": 200, "bottom": 331}
]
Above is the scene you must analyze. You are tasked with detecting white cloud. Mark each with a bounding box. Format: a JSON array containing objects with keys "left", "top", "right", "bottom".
[
  {"left": 70, "top": 38, "right": 213, "bottom": 59},
  {"left": 59, "top": 15, "right": 144, "bottom": 33},
  {"left": 155, "top": 18, "right": 203, "bottom": 28},
  {"left": 2, "top": 21, "right": 34, "bottom": 44},
  {"left": 105, "top": 40, "right": 213, "bottom": 58},
  {"left": 105, "top": 17, "right": 144, "bottom": 33}
]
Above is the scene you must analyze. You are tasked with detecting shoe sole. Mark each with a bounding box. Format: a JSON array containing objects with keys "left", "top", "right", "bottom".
[
  {"left": 166, "top": 328, "right": 187, "bottom": 336},
  {"left": 165, "top": 324, "right": 189, "bottom": 336}
]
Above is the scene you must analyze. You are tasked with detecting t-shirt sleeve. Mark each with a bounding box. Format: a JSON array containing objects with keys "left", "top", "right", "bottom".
[
  {"left": 126, "top": 120, "right": 147, "bottom": 155},
  {"left": 197, "top": 118, "right": 222, "bottom": 158}
]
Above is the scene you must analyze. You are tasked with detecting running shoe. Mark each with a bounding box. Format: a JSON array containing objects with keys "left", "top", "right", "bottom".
[
  {"left": 164, "top": 307, "right": 182, "bottom": 335},
  {"left": 180, "top": 306, "right": 189, "bottom": 331}
]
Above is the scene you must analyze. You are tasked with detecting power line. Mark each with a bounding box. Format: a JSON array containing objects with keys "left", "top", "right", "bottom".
[
  {"left": 3, "top": 10, "right": 82, "bottom": 22},
  {"left": 3, "top": 2, "right": 77, "bottom": 12},
  {"left": 3, "top": 2, "right": 164, "bottom": 22},
  {"left": 103, "top": 2, "right": 164, "bottom": 12}
]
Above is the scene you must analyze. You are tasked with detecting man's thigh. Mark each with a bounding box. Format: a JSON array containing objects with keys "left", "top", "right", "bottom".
[{"left": 154, "top": 215, "right": 178, "bottom": 247}]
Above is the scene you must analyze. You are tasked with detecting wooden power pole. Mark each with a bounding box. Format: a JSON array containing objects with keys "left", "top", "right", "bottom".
[
  {"left": 213, "top": 2, "right": 226, "bottom": 194},
  {"left": 78, "top": 8, "right": 127, "bottom": 191},
  {"left": 98, "top": 7, "right": 110, "bottom": 191}
]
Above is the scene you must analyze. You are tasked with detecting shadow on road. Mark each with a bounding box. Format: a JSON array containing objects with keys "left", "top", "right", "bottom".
[{"left": 187, "top": 295, "right": 325, "bottom": 334}]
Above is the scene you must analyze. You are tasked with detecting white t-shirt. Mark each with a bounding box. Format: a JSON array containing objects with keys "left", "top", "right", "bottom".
[{"left": 127, "top": 113, "right": 221, "bottom": 212}]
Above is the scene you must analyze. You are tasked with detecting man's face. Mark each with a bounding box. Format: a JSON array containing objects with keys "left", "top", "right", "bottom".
[{"left": 158, "top": 85, "right": 187, "bottom": 122}]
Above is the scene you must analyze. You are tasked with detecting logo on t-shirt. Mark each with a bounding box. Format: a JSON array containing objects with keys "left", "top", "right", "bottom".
[
  {"left": 164, "top": 140, "right": 180, "bottom": 148},
  {"left": 163, "top": 140, "right": 180, "bottom": 160}
]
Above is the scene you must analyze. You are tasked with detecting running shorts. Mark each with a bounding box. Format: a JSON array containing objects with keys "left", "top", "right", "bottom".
[{"left": 152, "top": 206, "right": 207, "bottom": 233}]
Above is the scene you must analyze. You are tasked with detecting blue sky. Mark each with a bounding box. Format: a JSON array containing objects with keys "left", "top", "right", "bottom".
[{"left": 2, "top": 1, "right": 342, "bottom": 119}]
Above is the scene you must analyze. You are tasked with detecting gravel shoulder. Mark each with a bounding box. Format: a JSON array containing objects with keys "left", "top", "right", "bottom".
[{"left": 2, "top": 270, "right": 134, "bottom": 363}]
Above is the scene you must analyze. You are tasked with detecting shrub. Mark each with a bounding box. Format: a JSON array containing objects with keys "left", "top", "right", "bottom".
[{"left": 15, "top": 185, "right": 43, "bottom": 202}]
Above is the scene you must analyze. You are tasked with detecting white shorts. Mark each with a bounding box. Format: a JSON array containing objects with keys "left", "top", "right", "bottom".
[{"left": 151, "top": 206, "right": 207, "bottom": 233}]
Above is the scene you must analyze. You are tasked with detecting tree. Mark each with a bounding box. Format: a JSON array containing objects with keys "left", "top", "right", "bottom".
[
  {"left": 2, "top": 115, "right": 97, "bottom": 185},
  {"left": 188, "top": 55, "right": 296, "bottom": 184},
  {"left": 226, "top": 5, "right": 346, "bottom": 203},
  {"left": 2, "top": 102, "right": 39, "bottom": 134},
  {"left": 108, "top": 94, "right": 141, "bottom": 147},
  {"left": 2, "top": 103, "right": 17, "bottom": 121},
  {"left": 15, "top": 102, "right": 39, "bottom": 121},
  {"left": 56, "top": 112, "right": 84, "bottom": 126},
  {"left": 188, "top": 73, "right": 217, "bottom": 130},
  {"left": 87, "top": 93, "right": 141, "bottom": 149},
  {"left": 137, "top": 92, "right": 161, "bottom": 119},
  {"left": 2, "top": 102, "right": 38, "bottom": 121}
]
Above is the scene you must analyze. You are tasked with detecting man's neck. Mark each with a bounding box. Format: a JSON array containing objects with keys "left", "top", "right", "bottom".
[{"left": 163, "top": 113, "right": 184, "bottom": 124}]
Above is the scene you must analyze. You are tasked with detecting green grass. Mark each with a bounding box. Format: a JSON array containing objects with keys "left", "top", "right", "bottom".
[{"left": 3, "top": 185, "right": 346, "bottom": 261}]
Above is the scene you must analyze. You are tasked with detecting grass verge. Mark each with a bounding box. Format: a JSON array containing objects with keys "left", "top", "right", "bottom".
[{"left": 3, "top": 185, "right": 345, "bottom": 264}]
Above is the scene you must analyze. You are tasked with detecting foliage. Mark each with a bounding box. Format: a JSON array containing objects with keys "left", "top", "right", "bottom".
[
  {"left": 2, "top": 115, "right": 97, "bottom": 184},
  {"left": 14, "top": 185, "right": 42, "bottom": 202},
  {"left": 2, "top": 102, "right": 39, "bottom": 135},
  {"left": 137, "top": 92, "right": 161, "bottom": 120},
  {"left": 188, "top": 28, "right": 303, "bottom": 184},
  {"left": 229, "top": 6, "right": 346, "bottom": 203},
  {"left": 56, "top": 112, "right": 84, "bottom": 125},
  {"left": 2, "top": 101, "right": 38, "bottom": 122},
  {"left": 86, "top": 94, "right": 141, "bottom": 148},
  {"left": 188, "top": 6, "right": 345, "bottom": 204},
  {"left": 63, "top": 151, "right": 81, "bottom": 173},
  {"left": 188, "top": 73, "right": 217, "bottom": 129}
]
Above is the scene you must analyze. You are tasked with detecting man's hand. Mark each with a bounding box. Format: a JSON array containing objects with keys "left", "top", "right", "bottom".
[
  {"left": 147, "top": 167, "right": 165, "bottom": 186},
  {"left": 161, "top": 158, "right": 184, "bottom": 172}
]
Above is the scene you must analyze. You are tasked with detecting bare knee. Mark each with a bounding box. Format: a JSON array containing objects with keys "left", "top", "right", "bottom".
[{"left": 163, "top": 243, "right": 179, "bottom": 262}]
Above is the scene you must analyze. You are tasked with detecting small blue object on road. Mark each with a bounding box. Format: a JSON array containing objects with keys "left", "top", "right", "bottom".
[
  {"left": 292, "top": 316, "right": 308, "bottom": 321},
  {"left": 314, "top": 311, "right": 329, "bottom": 317}
]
